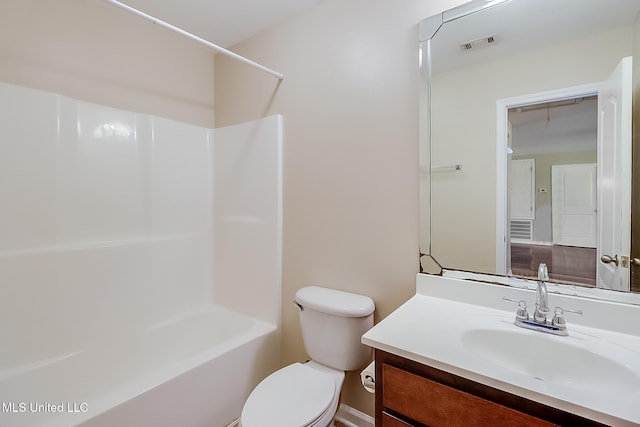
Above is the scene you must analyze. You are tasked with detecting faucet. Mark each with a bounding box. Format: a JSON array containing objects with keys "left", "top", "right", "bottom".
[
  {"left": 533, "top": 263, "right": 549, "bottom": 323},
  {"left": 503, "top": 263, "right": 582, "bottom": 336}
]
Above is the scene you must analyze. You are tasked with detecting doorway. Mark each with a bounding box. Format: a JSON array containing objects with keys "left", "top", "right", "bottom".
[
  {"left": 496, "top": 84, "right": 601, "bottom": 286},
  {"left": 509, "top": 97, "right": 597, "bottom": 286}
]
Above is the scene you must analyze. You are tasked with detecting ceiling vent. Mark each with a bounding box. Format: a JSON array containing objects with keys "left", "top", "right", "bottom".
[{"left": 461, "top": 34, "right": 497, "bottom": 51}]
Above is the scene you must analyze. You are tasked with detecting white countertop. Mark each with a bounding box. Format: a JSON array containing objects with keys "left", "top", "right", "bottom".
[{"left": 362, "top": 274, "right": 640, "bottom": 426}]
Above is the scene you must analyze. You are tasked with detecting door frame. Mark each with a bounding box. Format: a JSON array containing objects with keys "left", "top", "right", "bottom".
[{"left": 495, "top": 82, "right": 602, "bottom": 275}]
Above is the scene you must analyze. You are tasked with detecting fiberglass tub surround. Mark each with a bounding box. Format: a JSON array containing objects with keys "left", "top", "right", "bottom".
[
  {"left": 362, "top": 274, "right": 640, "bottom": 426},
  {"left": 0, "top": 83, "right": 282, "bottom": 427}
]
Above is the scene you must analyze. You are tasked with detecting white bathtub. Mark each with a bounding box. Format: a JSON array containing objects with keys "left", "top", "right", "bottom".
[
  {"left": 0, "top": 87, "right": 283, "bottom": 427},
  {"left": 0, "top": 305, "right": 278, "bottom": 427}
]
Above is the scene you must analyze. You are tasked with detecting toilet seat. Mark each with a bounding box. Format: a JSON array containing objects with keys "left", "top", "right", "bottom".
[{"left": 241, "top": 363, "right": 336, "bottom": 427}]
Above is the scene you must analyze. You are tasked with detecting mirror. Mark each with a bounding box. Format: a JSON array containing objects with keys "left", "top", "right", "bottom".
[{"left": 419, "top": 0, "right": 640, "bottom": 300}]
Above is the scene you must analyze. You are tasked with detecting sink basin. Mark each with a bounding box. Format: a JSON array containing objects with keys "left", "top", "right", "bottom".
[{"left": 461, "top": 328, "right": 640, "bottom": 393}]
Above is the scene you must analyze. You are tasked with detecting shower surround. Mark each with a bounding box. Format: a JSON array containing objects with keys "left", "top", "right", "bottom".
[{"left": 0, "top": 83, "right": 282, "bottom": 427}]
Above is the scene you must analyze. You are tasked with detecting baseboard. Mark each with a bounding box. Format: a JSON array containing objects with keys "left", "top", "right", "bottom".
[
  {"left": 334, "top": 403, "right": 374, "bottom": 427},
  {"left": 512, "top": 240, "right": 553, "bottom": 246}
]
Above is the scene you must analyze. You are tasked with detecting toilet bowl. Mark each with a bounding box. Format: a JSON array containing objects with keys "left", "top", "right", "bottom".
[
  {"left": 240, "top": 286, "right": 375, "bottom": 427},
  {"left": 240, "top": 361, "right": 344, "bottom": 427}
]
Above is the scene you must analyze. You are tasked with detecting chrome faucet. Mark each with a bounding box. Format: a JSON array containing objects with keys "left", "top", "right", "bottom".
[
  {"left": 503, "top": 263, "right": 582, "bottom": 336},
  {"left": 533, "top": 263, "right": 549, "bottom": 323}
]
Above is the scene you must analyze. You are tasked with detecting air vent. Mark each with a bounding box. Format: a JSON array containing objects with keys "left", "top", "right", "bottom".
[
  {"left": 461, "top": 34, "right": 497, "bottom": 51},
  {"left": 511, "top": 219, "right": 533, "bottom": 241}
]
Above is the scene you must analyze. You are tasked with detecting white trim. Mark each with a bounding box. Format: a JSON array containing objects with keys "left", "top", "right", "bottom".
[
  {"left": 512, "top": 240, "right": 553, "bottom": 246},
  {"left": 334, "top": 404, "right": 374, "bottom": 427},
  {"left": 495, "top": 82, "right": 602, "bottom": 275}
]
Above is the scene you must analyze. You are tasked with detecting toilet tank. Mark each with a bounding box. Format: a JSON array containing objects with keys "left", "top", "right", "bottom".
[{"left": 295, "top": 286, "right": 375, "bottom": 371}]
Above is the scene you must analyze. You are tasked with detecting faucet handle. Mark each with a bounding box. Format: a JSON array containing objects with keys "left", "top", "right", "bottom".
[
  {"left": 537, "top": 263, "right": 549, "bottom": 281},
  {"left": 551, "top": 307, "right": 583, "bottom": 328},
  {"left": 502, "top": 297, "right": 529, "bottom": 321},
  {"left": 554, "top": 306, "right": 583, "bottom": 316},
  {"left": 551, "top": 307, "right": 566, "bottom": 328}
]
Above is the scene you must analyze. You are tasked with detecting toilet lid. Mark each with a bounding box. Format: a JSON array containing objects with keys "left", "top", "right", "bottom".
[{"left": 241, "top": 363, "right": 335, "bottom": 427}]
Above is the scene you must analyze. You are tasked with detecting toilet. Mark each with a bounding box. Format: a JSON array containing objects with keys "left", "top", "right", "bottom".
[{"left": 240, "top": 286, "right": 375, "bottom": 427}]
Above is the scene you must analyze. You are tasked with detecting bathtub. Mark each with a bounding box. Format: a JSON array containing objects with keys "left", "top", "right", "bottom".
[{"left": 0, "top": 305, "right": 278, "bottom": 427}]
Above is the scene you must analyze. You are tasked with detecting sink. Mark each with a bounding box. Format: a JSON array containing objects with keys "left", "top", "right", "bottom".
[{"left": 460, "top": 327, "right": 640, "bottom": 394}]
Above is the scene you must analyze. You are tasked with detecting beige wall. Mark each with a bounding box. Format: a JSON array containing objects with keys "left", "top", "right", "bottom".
[
  {"left": 214, "top": 0, "right": 467, "bottom": 416},
  {"left": 430, "top": 27, "right": 632, "bottom": 274},
  {"left": 0, "top": 0, "right": 215, "bottom": 127}
]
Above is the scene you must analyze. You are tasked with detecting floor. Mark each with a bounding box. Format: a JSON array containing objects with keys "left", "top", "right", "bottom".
[{"left": 511, "top": 243, "right": 596, "bottom": 286}]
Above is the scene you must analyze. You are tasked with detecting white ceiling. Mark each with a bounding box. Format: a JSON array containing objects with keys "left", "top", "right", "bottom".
[
  {"left": 509, "top": 97, "right": 598, "bottom": 156},
  {"left": 114, "top": 0, "right": 321, "bottom": 48},
  {"left": 430, "top": 0, "right": 640, "bottom": 75}
]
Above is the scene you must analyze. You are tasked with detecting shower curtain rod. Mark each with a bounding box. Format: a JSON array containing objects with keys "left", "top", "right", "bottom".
[{"left": 103, "top": 0, "right": 285, "bottom": 80}]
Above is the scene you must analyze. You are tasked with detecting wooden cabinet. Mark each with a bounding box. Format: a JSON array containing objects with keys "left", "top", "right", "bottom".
[
  {"left": 381, "top": 412, "right": 413, "bottom": 427},
  {"left": 375, "top": 350, "right": 606, "bottom": 427}
]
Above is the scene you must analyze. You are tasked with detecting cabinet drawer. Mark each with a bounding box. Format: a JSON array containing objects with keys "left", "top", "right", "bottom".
[
  {"left": 382, "top": 364, "right": 555, "bottom": 427},
  {"left": 382, "top": 412, "right": 414, "bottom": 427}
]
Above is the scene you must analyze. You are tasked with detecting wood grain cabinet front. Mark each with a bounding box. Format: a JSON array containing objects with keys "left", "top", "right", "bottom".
[
  {"left": 375, "top": 349, "right": 606, "bottom": 427},
  {"left": 382, "top": 364, "right": 553, "bottom": 427},
  {"left": 381, "top": 412, "right": 414, "bottom": 427}
]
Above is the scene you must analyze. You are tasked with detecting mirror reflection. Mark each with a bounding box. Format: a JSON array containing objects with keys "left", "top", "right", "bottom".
[
  {"left": 419, "top": 0, "right": 640, "bottom": 295},
  {"left": 509, "top": 96, "right": 597, "bottom": 286}
]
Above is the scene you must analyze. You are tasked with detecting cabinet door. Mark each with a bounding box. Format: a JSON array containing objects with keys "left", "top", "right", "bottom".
[
  {"left": 383, "top": 364, "right": 555, "bottom": 427},
  {"left": 382, "top": 412, "right": 414, "bottom": 427}
]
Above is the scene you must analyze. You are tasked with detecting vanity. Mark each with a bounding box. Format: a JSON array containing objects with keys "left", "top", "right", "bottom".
[{"left": 362, "top": 274, "right": 640, "bottom": 426}]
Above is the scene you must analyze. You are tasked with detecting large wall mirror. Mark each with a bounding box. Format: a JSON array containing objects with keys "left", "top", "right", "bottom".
[{"left": 419, "top": 0, "right": 640, "bottom": 301}]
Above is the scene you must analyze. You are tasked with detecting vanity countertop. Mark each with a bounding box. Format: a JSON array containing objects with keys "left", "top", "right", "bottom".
[{"left": 362, "top": 274, "right": 640, "bottom": 426}]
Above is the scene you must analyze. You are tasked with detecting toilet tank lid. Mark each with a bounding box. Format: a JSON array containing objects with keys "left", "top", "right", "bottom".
[{"left": 295, "top": 286, "right": 375, "bottom": 317}]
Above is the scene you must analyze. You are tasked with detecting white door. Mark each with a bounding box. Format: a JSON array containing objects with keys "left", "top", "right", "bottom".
[
  {"left": 551, "top": 164, "right": 597, "bottom": 248},
  {"left": 510, "top": 159, "right": 535, "bottom": 220},
  {"left": 597, "top": 56, "right": 632, "bottom": 291}
]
